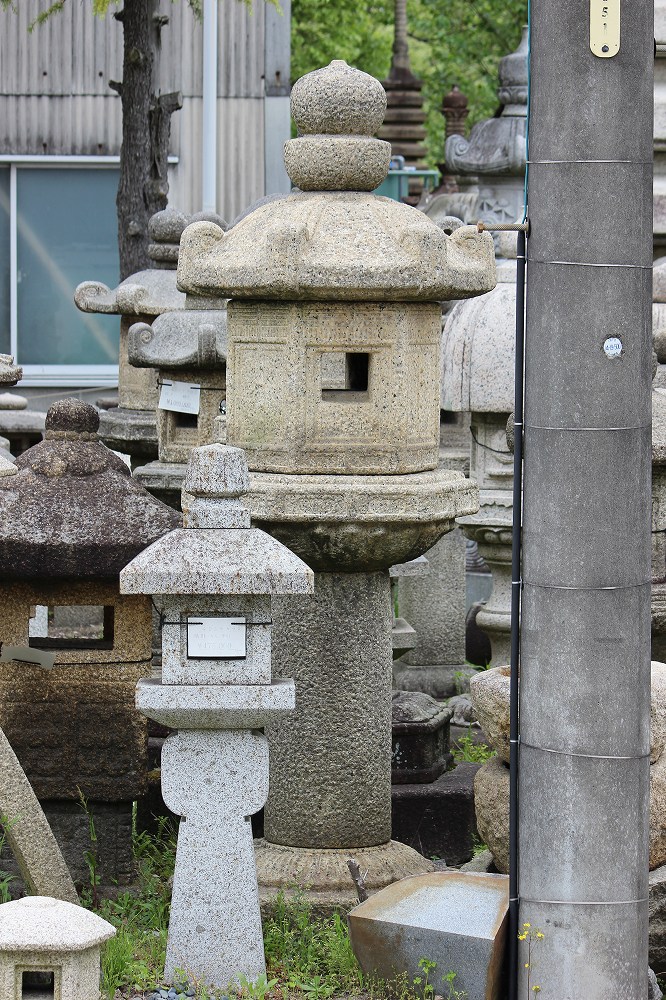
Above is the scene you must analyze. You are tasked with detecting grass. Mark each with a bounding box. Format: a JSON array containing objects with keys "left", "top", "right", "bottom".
[
  {"left": 450, "top": 732, "right": 495, "bottom": 766},
  {"left": 90, "top": 815, "right": 456, "bottom": 1000}
]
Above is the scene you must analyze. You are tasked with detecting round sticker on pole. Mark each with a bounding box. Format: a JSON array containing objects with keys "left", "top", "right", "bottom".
[{"left": 603, "top": 337, "right": 623, "bottom": 358}]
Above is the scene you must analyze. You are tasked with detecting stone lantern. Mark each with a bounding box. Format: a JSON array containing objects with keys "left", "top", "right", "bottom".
[
  {"left": 120, "top": 444, "right": 314, "bottom": 988},
  {"left": 128, "top": 284, "right": 227, "bottom": 508},
  {"left": 440, "top": 232, "right": 518, "bottom": 667},
  {"left": 0, "top": 896, "right": 115, "bottom": 1000},
  {"left": 74, "top": 208, "right": 224, "bottom": 466},
  {"left": 176, "top": 59, "right": 495, "bottom": 907},
  {"left": 0, "top": 399, "right": 179, "bottom": 890}
]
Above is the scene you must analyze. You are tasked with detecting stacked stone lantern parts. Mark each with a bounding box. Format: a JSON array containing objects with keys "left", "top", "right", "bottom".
[
  {"left": 129, "top": 228, "right": 228, "bottom": 508},
  {"left": 0, "top": 399, "right": 179, "bottom": 890},
  {"left": 177, "top": 59, "right": 495, "bottom": 908},
  {"left": 75, "top": 208, "right": 225, "bottom": 466},
  {"left": 121, "top": 444, "right": 314, "bottom": 989}
]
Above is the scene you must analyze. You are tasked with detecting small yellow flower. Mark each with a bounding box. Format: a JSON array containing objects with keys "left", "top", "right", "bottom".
[
  {"left": 532, "top": 987, "right": 541, "bottom": 994},
  {"left": 524, "top": 963, "right": 530, "bottom": 969},
  {"left": 536, "top": 932, "right": 544, "bottom": 940},
  {"left": 518, "top": 933, "right": 527, "bottom": 940},
  {"left": 523, "top": 922, "right": 531, "bottom": 928}
]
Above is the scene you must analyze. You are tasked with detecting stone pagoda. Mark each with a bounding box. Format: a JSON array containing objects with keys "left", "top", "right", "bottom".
[
  {"left": 443, "top": 28, "right": 528, "bottom": 228},
  {"left": 176, "top": 59, "right": 495, "bottom": 908},
  {"left": 378, "top": 0, "right": 427, "bottom": 168}
]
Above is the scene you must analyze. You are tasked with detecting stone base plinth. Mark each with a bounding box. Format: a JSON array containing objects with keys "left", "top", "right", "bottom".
[
  {"left": 392, "top": 762, "right": 481, "bottom": 866},
  {"left": 254, "top": 838, "right": 434, "bottom": 913},
  {"left": 133, "top": 460, "right": 186, "bottom": 510},
  {"left": 98, "top": 407, "right": 158, "bottom": 464}
]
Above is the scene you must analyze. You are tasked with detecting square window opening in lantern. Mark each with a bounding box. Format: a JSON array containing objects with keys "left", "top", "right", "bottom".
[
  {"left": 21, "top": 969, "right": 56, "bottom": 999},
  {"left": 28, "top": 605, "right": 114, "bottom": 651},
  {"left": 321, "top": 351, "right": 370, "bottom": 400}
]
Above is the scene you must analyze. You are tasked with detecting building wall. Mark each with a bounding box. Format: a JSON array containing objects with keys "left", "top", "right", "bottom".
[{"left": 0, "top": 0, "right": 291, "bottom": 221}]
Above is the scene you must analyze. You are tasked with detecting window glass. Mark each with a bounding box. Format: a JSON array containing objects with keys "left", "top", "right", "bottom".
[
  {"left": 16, "top": 168, "right": 120, "bottom": 365},
  {"left": 0, "top": 168, "right": 10, "bottom": 355}
]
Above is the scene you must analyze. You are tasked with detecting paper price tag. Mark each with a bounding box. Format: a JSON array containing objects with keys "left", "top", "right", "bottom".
[
  {"left": 187, "top": 617, "right": 247, "bottom": 659},
  {"left": 159, "top": 380, "right": 201, "bottom": 415}
]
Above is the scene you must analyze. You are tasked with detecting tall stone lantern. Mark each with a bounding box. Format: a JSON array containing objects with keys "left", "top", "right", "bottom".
[
  {"left": 176, "top": 59, "right": 496, "bottom": 907},
  {"left": 121, "top": 444, "right": 314, "bottom": 988}
]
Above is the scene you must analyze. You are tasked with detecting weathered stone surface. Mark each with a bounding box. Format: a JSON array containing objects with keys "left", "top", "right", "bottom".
[
  {"left": 448, "top": 693, "right": 478, "bottom": 725},
  {"left": 247, "top": 467, "right": 478, "bottom": 573},
  {"left": 348, "top": 871, "right": 509, "bottom": 1000},
  {"left": 0, "top": 355, "right": 22, "bottom": 387},
  {"left": 128, "top": 309, "right": 227, "bottom": 370},
  {"left": 254, "top": 839, "right": 434, "bottom": 911},
  {"left": 136, "top": 677, "right": 296, "bottom": 730},
  {"left": 227, "top": 300, "right": 441, "bottom": 475},
  {"left": 394, "top": 527, "right": 467, "bottom": 696},
  {"left": 474, "top": 756, "right": 509, "bottom": 874},
  {"left": 392, "top": 762, "right": 481, "bottom": 866},
  {"left": 653, "top": 660, "right": 666, "bottom": 763},
  {"left": 177, "top": 208, "right": 496, "bottom": 302},
  {"left": 0, "top": 400, "right": 179, "bottom": 579},
  {"left": 649, "top": 966, "right": 663, "bottom": 1000},
  {"left": 284, "top": 135, "right": 391, "bottom": 191},
  {"left": 469, "top": 666, "right": 511, "bottom": 764},
  {"left": 0, "top": 728, "right": 78, "bottom": 904},
  {"left": 391, "top": 691, "right": 452, "bottom": 784},
  {"left": 0, "top": 393, "right": 26, "bottom": 410},
  {"left": 183, "top": 442, "right": 248, "bottom": 498},
  {"left": 290, "top": 60, "right": 387, "bottom": 137},
  {"left": 650, "top": 864, "right": 666, "bottom": 974},
  {"left": 0, "top": 896, "right": 114, "bottom": 1000}
]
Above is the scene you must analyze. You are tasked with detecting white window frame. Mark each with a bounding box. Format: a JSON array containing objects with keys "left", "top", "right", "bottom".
[{"left": 1, "top": 154, "right": 177, "bottom": 388}]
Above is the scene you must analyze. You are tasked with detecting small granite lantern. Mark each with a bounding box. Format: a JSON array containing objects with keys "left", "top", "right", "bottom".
[
  {"left": 129, "top": 286, "right": 227, "bottom": 508},
  {"left": 175, "top": 60, "right": 495, "bottom": 907},
  {"left": 120, "top": 444, "right": 314, "bottom": 988},
  {"left": 0, "top": 400, "right": 179, "bottom": 890},
  {"left": 0, "top": 896, "right": 115, "bottom": 1000}
]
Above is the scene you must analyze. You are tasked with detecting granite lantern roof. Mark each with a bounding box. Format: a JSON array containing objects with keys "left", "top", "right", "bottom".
[{"left": 0, "top": 399, "right": 180, "bottom": 579}]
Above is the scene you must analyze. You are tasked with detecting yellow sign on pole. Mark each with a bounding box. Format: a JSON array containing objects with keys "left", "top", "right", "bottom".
[{"left": 590, "top": 0, "right": 620, "bottom": 58}]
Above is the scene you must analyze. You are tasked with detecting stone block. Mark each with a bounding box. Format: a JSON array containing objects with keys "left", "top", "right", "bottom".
[
  {"left": 392, "top": 763, "right": 481, "bottom": 866},
  {"left": 391, "top": 691, "right": 452, "bottom": 784},
  {"left": 473, "top": 756, "right": 509, "bottom": 874},
  {"left": 348, "top": 871, "right": 508, "bottom": 1000},
  {"left": 156, "top": 366, "right": 226, "bottom": 464},
  {"left": 469, "top": 666, "right": 511, "bottom": 764}
]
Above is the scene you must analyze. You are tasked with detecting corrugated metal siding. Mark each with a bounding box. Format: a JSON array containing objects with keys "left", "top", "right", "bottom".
[
  {"left": 169, "top": 95, "right": 265, "bottom": 221},
  {"left": 0, "top": 96, "right": 122, "bottom": 155}
]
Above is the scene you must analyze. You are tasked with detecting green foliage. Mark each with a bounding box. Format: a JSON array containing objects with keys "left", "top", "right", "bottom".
[
  {"left": 451, "top": 731, "right": 495, "bottom": 765},
  {"left": 0, "top": 815, "right": 16, "bottom": 904},
  {"left": 238, "top": 972, "right": 280, "bottom": 1000},
  {"left": 292, "top": 0, "right": 528, "bottom": 165},
  {"left": 0, "top": 0, "right": 278, "bottom": 33}
]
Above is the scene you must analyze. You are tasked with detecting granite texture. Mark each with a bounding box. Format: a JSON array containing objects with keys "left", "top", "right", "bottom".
[
  {"left": 290, "top": 60, "right": 387, "bottom": 136},
  {"left": 246, "top": 467, "right": 478, "bottom": 573},
  {"left": 136, "top": 677, "right": 295, "bottom": 730},
  {"left": 469, "top": 666, "right": 511, "bottom": 764},
  {"left": 0, "top": 355, "right": 22, "bottom": 387},
  {"left": 473, "top": 756, "right": 510, "bottom": 874},
  {"left": 0, "top": 896, "right": 114, "bottom": 1000},
  {"left": 227, "top": 300, "right": 441, "bottom": 475},
  {"left": 0, "top": 400, "right": 179, "bottom": 579},
  {"left": 161, "top": 729, "right": 270, "bottom": 987},
  {"left": 348, "top": 871, "right": 509, "bottom": 1000},
  {"left": 284, "top": 135, "right": 391, "bottom": 191},
  {"left": 0, "top": 728, "right": 78, "bottom": 904},
  {"left": 128, "top": 309, "right": 227, "bottom": 370},
  {"left": 177, "top": 208, "right": 496, "bottom": 302}
]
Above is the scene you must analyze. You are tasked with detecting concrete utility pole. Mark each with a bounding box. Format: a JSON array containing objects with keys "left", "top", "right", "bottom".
[{"left": 519, "top": 2, "right": 653, "bottom": 998}]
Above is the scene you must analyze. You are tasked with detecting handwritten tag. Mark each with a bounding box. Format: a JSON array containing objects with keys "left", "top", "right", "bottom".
[
  {"left": 187, "top": 617, "right": 247, "bottom": 659},
  {"left": 159, "top": 380, "right": 201, "bottom": 415}
]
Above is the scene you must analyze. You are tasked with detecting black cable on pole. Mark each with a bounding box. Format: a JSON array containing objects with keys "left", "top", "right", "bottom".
[{"left": 508, "top": 225, "right": 527, "bottom": 1000}]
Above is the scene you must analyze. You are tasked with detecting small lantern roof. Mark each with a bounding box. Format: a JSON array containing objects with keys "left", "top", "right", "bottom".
[
  {"left": 121, "top": 445, "right": 314, "bottom": 597},
  {"left": 0, "top": 896, "right": 115, "bottom": 952},
  {"left": 127, "top": 303, "right": 228, "bottom": 371},
  {"left": 0, "top": 399, "right": 180, "bottom": 580}
]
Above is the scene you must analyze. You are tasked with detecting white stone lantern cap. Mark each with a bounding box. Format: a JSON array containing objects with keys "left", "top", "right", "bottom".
[
  {"left": 120, "top": 445, "right": 315, "bottom": 596},
  {"left": 0, "top": 896, "right": 116, "bottom": 951}
]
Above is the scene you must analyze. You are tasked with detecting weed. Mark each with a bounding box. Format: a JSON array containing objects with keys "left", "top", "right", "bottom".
[
  {"left": 442, "top": 969, "right": 468, "bottom": 999},
  {"left": 518, "top": 922, "right": 545, "bottom": 996},
  {"left": 451, "top": 732, "right": 495, "bottom": 766},
  {"left": 0, "top": 814, "right": 17, "bottom": 903},
  {"left": 77, "top": 788, "right": 100, "bottom": 909},
  {"left": 238, "top": 972, "right": 279, "bottom": 1000}
]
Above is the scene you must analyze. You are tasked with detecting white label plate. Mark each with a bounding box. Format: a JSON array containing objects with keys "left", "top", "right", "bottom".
[
  {"left": 590, "top": 0, "right": 620, "bottom": 58},
  {"left": 186, "top": 617, "right": 247, "bottom": 659},
  {"left": 159, "top": 380, "right": 201, "bottom": 415}
]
